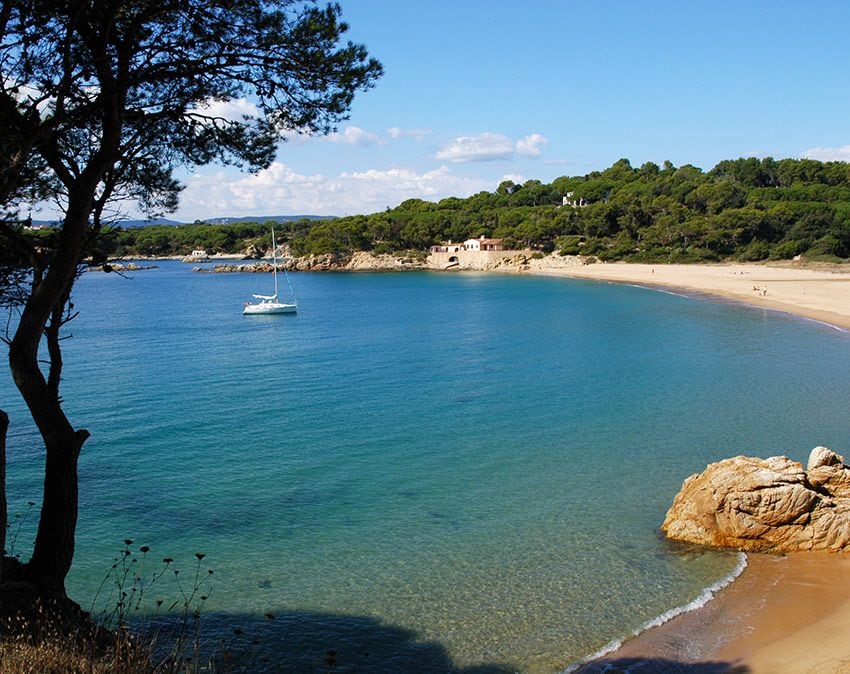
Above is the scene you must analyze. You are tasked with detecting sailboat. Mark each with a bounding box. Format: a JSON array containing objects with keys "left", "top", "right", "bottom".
[{"left": 243, "top": 228, "right": 297, "bottom": 315}]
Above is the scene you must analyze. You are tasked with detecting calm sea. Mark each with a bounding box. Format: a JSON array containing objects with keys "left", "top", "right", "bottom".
[{"left": 3, "top": 262, "right": 849, "bottom": 672}]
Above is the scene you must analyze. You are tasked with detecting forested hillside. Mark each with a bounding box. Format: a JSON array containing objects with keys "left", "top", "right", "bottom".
[{"left": 103, "top": 157, "right": 850, "bottom": 263}]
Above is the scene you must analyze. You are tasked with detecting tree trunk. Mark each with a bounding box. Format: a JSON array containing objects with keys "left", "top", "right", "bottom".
[
  {"left": 28, "top": 424, "right": 88, "bottom": 590},
  {"left": 9, "top": 335, "right": 88, "bottom": 593},
  {"left": 0, "top": 408, "right": 7, "bottom": 583},
  {"left": 8, "top": 199, "right": 91, "bottom": 594}
]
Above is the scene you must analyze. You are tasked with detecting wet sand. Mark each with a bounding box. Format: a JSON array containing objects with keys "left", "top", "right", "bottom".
[{"left": 576, "top": 552, "right": 850, "bottom": 673}]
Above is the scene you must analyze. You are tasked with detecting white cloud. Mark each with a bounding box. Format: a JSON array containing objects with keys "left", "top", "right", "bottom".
[
  {"left": 193, "top": 97, "right": 261, "bottom": 122},
  {"left": 435, "top": 133, "right": 515, "bottom": 162},
  {"left": 800, "top": 145, "right": 850, "bottom": 162},
  {"left": 499, "top": 173, "right": 527, "bottom": 185},
  {"left": 435, "top": 132, "right": 550, "bottom": 163},
  {"left": 515, "top": 133, "right": 549, "bottom": 157},
  {"left": 176, "top": 162, "right": 491, "bottom": 219},
  {"left": 388, "top": 126, "right": 431, "bottom": 140},
  {"left": 5, "top": 79, "right": 74, "bottom": 118},
  {"left": 326, "top": 125, "right": 383, "bottom": 147}
]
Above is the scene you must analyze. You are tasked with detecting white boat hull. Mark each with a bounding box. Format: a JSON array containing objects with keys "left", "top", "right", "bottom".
[
  {"left": 243, "top": 302, "right": 297, "bottom": 315},
  {"left": 243, "top": 228, "right": 298, "bottom": 315}
]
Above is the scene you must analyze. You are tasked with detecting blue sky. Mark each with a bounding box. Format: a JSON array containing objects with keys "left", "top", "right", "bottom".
[{"left": 169, "top": 1, "right": 850, "bottom": 220}]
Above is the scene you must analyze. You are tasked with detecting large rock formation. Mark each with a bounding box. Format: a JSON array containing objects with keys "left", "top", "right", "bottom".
[
  {"left": 662, "top": 447, "right": 850, "bottom": 552},
  {"left": 198, "top": 250, "right": 595, "bottom": 273},
  {"left": 345, "top": 251, "right": 427, "bottom": 270},
  {"left": 203, "top": 251, "right": 431, "bottom": 273}
]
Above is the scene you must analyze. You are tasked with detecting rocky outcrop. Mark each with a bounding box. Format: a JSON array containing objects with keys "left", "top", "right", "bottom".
[
  {"left": 201, "top": 251, "right": 430, "bottom": 273},
  {"left": 425, "top": 251, "right": 591, "bottom": 272},
  {"left": 87, "top": 262, "right": 157, "bottom": 272},
  {"left": 197, "top": 250, "right": 596, "bottom": 273},
  {"left": 289, "top": 253, "right": 343, "bottom": 271},
  {"left": 662, "top": 447, "right": 850, "bottom": 552},
  {"left": 345, "top": 251, "right": 427, "bottom": 270},
  {"left": 526, "top": 252, "right": 592, "bottom": 271},
  {"left": 206, "top": 254, "right": 344, "bottom": 273}
]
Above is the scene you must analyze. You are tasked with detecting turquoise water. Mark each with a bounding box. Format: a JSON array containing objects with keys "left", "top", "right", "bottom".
[{"left": 3, "top": 263, "right": 850, "bottom": 672}]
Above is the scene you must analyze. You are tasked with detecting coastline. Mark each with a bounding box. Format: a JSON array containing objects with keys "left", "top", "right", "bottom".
[
  {"left": 108, "top": 255, "right": 850, "bottom": 669},
  {"left": 575, "top": 552, "right": 850, "bottom": 673},
  {"left": 192, "top": 252, "right": 850, "bottom": 331},
  {"left": 524, "top": 260, "right": 850, "bottom": 331},
  {"left": 163, "top": 247, "right": 850, "bottom": 334},
  {"left": 533, "top": 261, "right": 850, "bottom": 672}
]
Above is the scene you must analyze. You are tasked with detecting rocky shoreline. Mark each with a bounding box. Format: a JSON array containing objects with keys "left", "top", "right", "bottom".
[
  {"left": 582, "top": 449, "right": 850, "bottom": 672},
  {"left": 87, "top": 262, "right": 158, "bottom": 272},
  {"left": 191, "top": 250, "right": 592, "bottom": 274},
  {"left": 194, "top": 251, "right": 429, "bottom": 273},
  {"left": 663, "top": 446, "right": 850, "bottom": 553}
]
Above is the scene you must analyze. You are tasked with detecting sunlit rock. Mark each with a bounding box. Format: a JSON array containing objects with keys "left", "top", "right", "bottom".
[{"left": 663, "top": 447, "right": 850, "bottom": 552}]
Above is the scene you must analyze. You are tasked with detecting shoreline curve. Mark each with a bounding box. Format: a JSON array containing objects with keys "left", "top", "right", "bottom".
[
  {"left": 575, "top": 552, "right": 850, "bottom": 673},
  {"left": 565, "top": 553, "right": 748, "bottom": 673},
  {"left": 523, "top": 260, "right": 850, "bottom": 331},
  {"left": 520, "top": 261, "right": 850, "bottom": 671}
]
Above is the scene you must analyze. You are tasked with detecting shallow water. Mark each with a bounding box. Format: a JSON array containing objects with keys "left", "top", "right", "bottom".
[{"left": 3, "top": 263, "right": 849, "bottom": 672}]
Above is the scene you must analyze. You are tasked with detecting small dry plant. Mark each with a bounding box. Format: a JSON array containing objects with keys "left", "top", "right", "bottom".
[
  {"left": 0, "top": 539, "right": 241, "bottom": 673},
  {"left": 89, "top": 540, "right": 216, "bottom": 671}
]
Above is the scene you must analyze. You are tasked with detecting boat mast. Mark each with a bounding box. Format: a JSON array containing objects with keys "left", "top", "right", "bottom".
[{"left": 272, "top": 227, "right": 279, "bottom": 299}]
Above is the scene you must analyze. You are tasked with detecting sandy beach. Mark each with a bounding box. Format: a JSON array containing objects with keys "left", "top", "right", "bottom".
[
  {"left": 535, "top": 261, "right": 850, "bottom": 672},
  {"left": 576, "top": 553, "right": 850, "bottom": 673},
  {"left": 529, "top": 260, "right": 850, "bottom": 331}
]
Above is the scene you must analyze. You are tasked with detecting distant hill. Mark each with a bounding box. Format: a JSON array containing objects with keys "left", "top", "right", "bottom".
[
  {"left": 109, "top": 214, "right": 335, "bottom": 228},
  {"left": 199, "top": 215, "right": 335, "bottom": 225},
  {"left": 30, "top": 217, "right": 183, "bottom": 228},
  {"left": 33, "top": 214, "right": 335, "bottom": 228},
  {"left": 114, "top": 217, "right": 183, "bottom": 228}
]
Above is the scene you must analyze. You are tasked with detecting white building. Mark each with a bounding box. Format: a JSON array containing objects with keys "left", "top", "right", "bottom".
[
  {"left": 463, "top": 235, "right": 504, "bottom": 252},
  {"left": 429, "top": 240, "right": 465, "bottom": 254},
  {"left": 562, "top": 192, "right": 588, "bottom": 208}
]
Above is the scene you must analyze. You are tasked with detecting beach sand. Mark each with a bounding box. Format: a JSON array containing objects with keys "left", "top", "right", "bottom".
[
  {"left": 576, "top": 553, "right": 850, "bottom": 673},
  {"left": 530, "top": 260, "right": 850, "bottom": 330},
  {"left": 537, "top": 261, "right": 850, "bottom": 673}
]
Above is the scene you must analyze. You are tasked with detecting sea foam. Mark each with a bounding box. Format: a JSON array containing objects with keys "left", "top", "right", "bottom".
[{"left": 562, "top": 552, "right": 748, "bottom": 673}]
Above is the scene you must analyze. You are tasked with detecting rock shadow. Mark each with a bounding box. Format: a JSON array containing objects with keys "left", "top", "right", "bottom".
[
  {"left": 575, "top": 657, "right": 749, "bottom": 673},
  {"left": 147, "top": 608, "right": 515, "bottom": 673}
]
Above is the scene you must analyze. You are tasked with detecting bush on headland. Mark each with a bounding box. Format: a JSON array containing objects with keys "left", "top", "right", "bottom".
[{"left": 85, "top": 156, "right": 850, "bottom": 265}]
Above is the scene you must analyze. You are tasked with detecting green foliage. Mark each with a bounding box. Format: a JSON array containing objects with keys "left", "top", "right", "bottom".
[
  {"left": 556, "top": 235, "right": 584, "bottom": 255},
  {"left": 0, "top": 0, "right": 383, "bottom": 594},
  {"left": 769, "top": 240, "right": 800, "bottom": 260},
  {"left": 737, "top": 240, "right": 771, "bottom": 261},
  {"left": 109, "top": 156, "right": 850, "bottom": 264}
]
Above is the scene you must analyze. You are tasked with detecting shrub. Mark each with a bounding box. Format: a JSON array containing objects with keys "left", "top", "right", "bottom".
[
  {"left": 769, "top": 240, "right": 800, "bottom": 260},
  {"left": 682, "top": 246, "right": 720, "bottom": 262},
  {"left": 736, "top": 240, "right": 771, "bottom": 261},
  {"left": 807, "top": 234, "right": 845, "bottom": 258}
]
